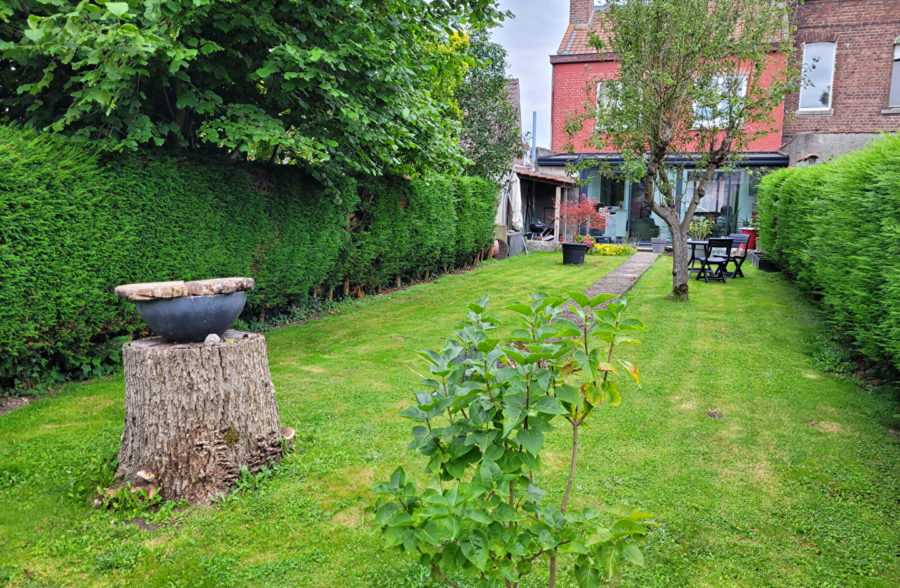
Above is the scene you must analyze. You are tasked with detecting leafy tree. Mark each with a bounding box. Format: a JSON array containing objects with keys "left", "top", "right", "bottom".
[
  {"left": 564, "top": 0, "right": 798, "bottom": 299},
  {"left": 457, "top": 29, "right": 523, "bottom": 185},
  {"left": 372, "top": 293, "right": 653, "bottom": 587},
  {"left": 0, "top": 0, "right": 506, "bottom": 177}
]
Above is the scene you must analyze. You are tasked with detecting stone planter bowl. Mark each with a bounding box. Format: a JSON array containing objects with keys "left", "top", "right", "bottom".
[{"left": 115, "top": 278, "right": 254, "bottom": 343}]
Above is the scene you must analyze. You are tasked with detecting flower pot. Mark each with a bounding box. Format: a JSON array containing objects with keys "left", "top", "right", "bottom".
[
  {"left": 135, "top": 292, "right": 247, "bottom": 343},
  {"left": 650, "top": 237, "right": 667, "bottom": 253},
  {"left": 562, "top": 242, "right": 588, "bottom": 265}
]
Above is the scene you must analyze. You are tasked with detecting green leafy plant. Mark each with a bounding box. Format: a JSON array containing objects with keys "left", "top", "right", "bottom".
[
  {"left": 98, "top": 483, "right": 164, "bottom": 514},
  {"left": 0, "top": 1, "right": 507, "bottom": 177},
  {"left": 371, "top": 293, "right": 654, "bottom": 587},
  {"left": 212, "top": 462, "right": 282, "bottom": 506},
  {"left": 687, "top": 217, "right": 715, "bottom": 241},
  {"left": 456, "top": 29, "right": 524, "bottom": 184}
]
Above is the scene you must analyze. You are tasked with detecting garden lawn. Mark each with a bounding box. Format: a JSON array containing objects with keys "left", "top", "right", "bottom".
[{"left": 1, "top": 252, "right": 898, "bottom": 587}]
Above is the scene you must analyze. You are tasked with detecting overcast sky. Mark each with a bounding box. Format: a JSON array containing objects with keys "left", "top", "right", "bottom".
[{"left": 492, "top": 0, "right": 570, "bottom": 149}]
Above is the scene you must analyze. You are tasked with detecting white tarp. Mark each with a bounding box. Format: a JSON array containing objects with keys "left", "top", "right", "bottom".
[
  {"left": 495, "top": 170, "right": 524, "bottom": 231},
  {"left": 494, "top": 183, "right": 506, "bottom": 226},
  {"left": 508, "top": 172, "right": 524, "bottom": 231}
]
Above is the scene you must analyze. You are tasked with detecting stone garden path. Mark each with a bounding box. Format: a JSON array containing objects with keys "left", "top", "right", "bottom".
[{"left": 558, "top": 251, "right": 660, "bottom": 324}]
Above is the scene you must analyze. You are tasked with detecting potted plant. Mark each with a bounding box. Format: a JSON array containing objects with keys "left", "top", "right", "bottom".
[
  {"left": 688, "top": 217, "right": 715, "bottom": 241},
  {"left": 554, "top": 195, "right": 609, "bottom": 265}
]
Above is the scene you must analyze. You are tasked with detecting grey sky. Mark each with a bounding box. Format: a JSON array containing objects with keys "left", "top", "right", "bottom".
[{"left": 492, "top": 0, "right": 570, "bottom": 149}]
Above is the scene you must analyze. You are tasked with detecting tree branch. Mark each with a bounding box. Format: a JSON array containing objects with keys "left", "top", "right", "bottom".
[{"left": 417, "top": 549, "right": 461, "bottom": 588}]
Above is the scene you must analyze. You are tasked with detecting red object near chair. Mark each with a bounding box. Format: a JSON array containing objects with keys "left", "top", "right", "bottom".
[{"left": 741, "top": 228, "right": 758, "bottom": 250}]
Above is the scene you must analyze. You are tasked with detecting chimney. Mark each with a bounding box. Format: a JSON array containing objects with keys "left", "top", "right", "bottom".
[{"left": 570, "top": 0, "right": 593, "bottom": 25}]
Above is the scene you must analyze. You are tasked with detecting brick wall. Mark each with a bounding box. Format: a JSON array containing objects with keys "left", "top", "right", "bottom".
[
  {"left": 551, "top": 55, "right": 787, "bottom": 154},
  {"left": 783, "top": 0, "right": 900, "bottom": 142},
  {"left": 551, "top": 60, "right": 619, "bottom": 152}
]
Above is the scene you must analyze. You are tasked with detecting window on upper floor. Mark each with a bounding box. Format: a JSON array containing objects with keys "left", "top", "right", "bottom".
[
  {"left": 799, "top": 41, "right": 836, "bottom": 111},
  {"left": 890, "top": 42, "right": 900, "bottom": 107},
  {"left": 693, "top": 74, "right": 748, "bottom": 129},
  {"left": 596, "top": 80, "right": 619, "bottom": 110}
]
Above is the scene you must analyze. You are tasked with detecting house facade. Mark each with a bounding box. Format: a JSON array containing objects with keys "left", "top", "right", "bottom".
[
  {"left": 781, "top": 0, "right": 900, "bottom": 165},
  {"left": 545, "top": 0, "right": 790, "bottom": 242},
  {"left": 544, "top": 0, "right": 899, "bottom": 242}
]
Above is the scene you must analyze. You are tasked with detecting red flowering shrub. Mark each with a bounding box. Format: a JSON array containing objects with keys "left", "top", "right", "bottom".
[{"left": 554, "top": 194, "right": 609, "bottom": 241}]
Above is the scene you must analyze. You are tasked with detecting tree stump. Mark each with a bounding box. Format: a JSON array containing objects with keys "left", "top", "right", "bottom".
[{"left": 118, "top": 330, "right": 289, "bottom": 504}]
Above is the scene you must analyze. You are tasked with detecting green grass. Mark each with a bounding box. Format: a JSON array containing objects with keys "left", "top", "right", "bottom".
[{"left": 1, "top": 252, "right": 898, "bottom": 587}]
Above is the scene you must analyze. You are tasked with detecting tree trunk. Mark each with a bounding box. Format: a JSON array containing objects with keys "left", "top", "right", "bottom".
[
  {"left": 670, "top": 227, "right": 690, "bottom": 300},
  {"left": 118, "top": 330, "right": 289, "bottom": 505}
]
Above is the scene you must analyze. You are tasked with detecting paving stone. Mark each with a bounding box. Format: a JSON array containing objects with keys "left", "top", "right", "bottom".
[{"left": 558, "top": 251, "right": 660, "bottom": 325}]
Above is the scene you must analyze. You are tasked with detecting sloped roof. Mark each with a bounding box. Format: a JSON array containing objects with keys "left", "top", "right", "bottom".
[
  {"left": 556, "top": 5, "right": 787, "bottom": 57},
  {"left": 557, "top": 13, "right": 611, "bottom": 56},
  {"left": 514, "top": 165, "right": 575, "bottom": 185}
]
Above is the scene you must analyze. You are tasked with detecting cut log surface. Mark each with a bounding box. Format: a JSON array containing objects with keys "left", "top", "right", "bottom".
[{"left": 118, "top": 330, "right": 286, "bottom": 504}]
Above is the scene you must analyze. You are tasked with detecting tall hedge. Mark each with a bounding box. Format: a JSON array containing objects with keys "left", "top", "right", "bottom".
[
  {"left": 0, "top": 126, "right": 498, "bottom": 391},
  {"left": 757, "top": 134, "right": 900, "bottom": 372}
]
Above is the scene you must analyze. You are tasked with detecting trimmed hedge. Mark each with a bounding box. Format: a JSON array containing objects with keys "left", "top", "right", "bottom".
[
  {"left": 757, "top": 134, "right": 900, "bottom": 372},
  {"left": 0, "top": 126, "right": 498, "bottom": 391}
]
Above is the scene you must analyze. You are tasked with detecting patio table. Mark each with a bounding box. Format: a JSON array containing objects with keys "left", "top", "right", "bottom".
[{"left": 687, "top": 239, "right": 707, "bottom": 274}]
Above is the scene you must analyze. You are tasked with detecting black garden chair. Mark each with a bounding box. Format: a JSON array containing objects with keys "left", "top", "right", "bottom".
[
  {"left": 726, "top": 233, "right": 751, "bottom": 278},
  {"left": 696, "top": 237, "right": 733, "bottom": 284}
]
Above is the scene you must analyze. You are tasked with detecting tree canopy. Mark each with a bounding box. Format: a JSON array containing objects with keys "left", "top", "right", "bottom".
[
  {"left": 0, "top": 0, "right": 507, "bottom": 176},
  {"left": 565, "top": 0, "right": 798, "bottom": 299},
  {"left": 456, "top": 29, "right": 523, "bottom": 184}
]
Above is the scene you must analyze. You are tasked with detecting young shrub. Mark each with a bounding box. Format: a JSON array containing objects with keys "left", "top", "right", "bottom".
[{"left": 371, "top": 293, "right": 654, "bottom": 587}]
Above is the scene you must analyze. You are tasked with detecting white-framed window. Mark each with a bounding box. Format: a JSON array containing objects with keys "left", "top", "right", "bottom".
[
  {"left": 799, "top": 41, "right": 836, "bottom": 110},
  {"left": 889, "top": 41, "right": 900, "bottom": 107},
  {"left": 693, "top": 74, "right": 748, "bottom": 129},
  {"left": 596, "top": 79, "right": 618, "bottom": 110}
]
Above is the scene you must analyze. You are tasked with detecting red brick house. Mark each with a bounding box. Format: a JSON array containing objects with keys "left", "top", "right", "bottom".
[
  {"left": 781, "top": 0, "right": 900, "bottom": 165},
  {"left": 543, "top": 0, "right": 899, "bottom": 242}
]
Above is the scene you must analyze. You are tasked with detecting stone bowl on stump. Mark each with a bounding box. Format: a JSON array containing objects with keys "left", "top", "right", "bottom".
[{"left": 115, "top": 277, "right": 254, "bottom": 342}]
